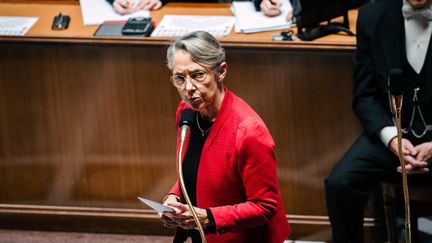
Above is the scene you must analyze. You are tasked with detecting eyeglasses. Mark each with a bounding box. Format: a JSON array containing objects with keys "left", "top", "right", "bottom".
[{"left": 170, "top": 70, "right": 209, "bottom": 88}]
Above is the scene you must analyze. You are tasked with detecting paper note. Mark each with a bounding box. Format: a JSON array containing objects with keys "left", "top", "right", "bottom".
[
  {"left": 151, "top": 15, "right": 235, "bottom": 37},
  {"left": 232, "top": 0, "right": 292, "bottom": 33},
  {"left": 0, "top": 16, "right": 38, "bottom": 36},
  {"left": 79, "top": 0, "right": 150, "bottom": 26},
  {"left": 137, "top": 197, "right": 176, "bottom": 213}
]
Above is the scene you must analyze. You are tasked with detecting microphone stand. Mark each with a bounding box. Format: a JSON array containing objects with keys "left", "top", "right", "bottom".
[
  {"left": 178, "top": 126, "right": 207, "bottom": 243},
  {"left": 392, "top": 96, "right": 411, "bottom": 243}
]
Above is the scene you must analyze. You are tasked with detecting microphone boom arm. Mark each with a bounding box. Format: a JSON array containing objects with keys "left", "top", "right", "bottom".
[
  {"left": 178, "top": 125, "right": 207, "bottom": 243},
  {"left": 392, "top": 96, "right": 412, "bottom": 243}
]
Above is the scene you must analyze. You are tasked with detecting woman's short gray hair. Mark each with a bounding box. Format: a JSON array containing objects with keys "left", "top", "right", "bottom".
[{"left": 166, "top": 31, "right": 226, "bottom": 71}]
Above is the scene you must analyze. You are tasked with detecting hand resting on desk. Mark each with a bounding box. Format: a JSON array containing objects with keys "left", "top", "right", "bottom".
[{"left": 112, "top": 0, "right": 162, "bottom": 14}]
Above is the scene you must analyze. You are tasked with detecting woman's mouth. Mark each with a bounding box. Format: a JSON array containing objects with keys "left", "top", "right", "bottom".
[{"left": 190, "top": 97, "right": 201, "bottom": 102}]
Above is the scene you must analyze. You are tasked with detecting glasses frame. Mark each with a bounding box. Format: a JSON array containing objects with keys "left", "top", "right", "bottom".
[{"left": 170, "top": 66, "right": 219, "bottom": 88}]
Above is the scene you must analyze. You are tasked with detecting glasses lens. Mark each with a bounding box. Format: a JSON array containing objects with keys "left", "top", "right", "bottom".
[
  {"left": 171, "top": 75, "right": 185, "bottom": 87},
  {"left": 170, "top": 70, "right": 208, "bottom": 87}
]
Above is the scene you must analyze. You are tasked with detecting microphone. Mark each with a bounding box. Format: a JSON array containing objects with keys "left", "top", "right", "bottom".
[
  {"left": 389, "top": 68, "right": 404, "bottom": 116},
  {"left": 388, "top": 68, "right": 411, "bottom": 243},
  {"left": 179, "top": 109, "right": 195, "bottom": 143},
  {"left": 177, "top": 109, "right": 207, "bottom": 243}
]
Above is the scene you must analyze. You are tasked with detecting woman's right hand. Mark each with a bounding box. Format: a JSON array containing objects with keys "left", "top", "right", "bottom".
[{"left": 159, "top": 194, "right": 181, "bottom": 228}]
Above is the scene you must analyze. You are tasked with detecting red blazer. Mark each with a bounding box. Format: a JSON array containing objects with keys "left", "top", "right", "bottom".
[{"left": 169, "top": 88, "right": 291, "bottom": 243}]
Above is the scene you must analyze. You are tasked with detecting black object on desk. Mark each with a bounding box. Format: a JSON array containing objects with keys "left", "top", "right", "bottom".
[
  {"left": 52, "top": 13, "right": 70, "bottom": 30},
  {"left": 121, "top": 17, "right": 154, "bottom": 36},
  {"left": 94, "top": 21, "right": 125, "bottom": 36},
  {"left": 291, "top": 0, "right": 355, "bottom": 41}
]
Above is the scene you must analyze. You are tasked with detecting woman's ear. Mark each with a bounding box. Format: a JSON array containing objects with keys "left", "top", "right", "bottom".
[{"left": 217, "top": 62, "right": 227, "bottom": 82}]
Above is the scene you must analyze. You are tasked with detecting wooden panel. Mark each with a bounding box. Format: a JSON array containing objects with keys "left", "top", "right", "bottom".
[
  {"left": 0, "top": 1, "right": 386, "bottom": 242},
  {"left": 0, "top": 41, "right": 381, "bottom": 241},
  {"left": 225, "top": 48, "right": 360, "bottom": 215},
  {"left": 0, "top": 43, "right": 179, "bottom": 208}
]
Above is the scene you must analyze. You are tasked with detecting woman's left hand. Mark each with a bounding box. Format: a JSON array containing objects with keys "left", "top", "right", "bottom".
[{"left": 163, "top": 202, "right": 209, "bottom": 230}]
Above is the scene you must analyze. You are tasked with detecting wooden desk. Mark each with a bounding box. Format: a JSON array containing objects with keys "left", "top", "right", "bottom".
[
  {"left": 0, "top": 2, "right": 381, "bottom": 242},
  {"left": 0, "top": 1, "right": 357, "bottom": 49}
]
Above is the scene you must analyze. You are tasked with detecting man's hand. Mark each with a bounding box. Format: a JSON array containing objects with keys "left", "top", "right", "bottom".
[
  {"left": 113, "top": 0, "right": 135, "bottom": 15},
  {"left": 113, "top": 0, "right": 162, "bottom": 15},
  {"left": 389, "top": 137, "right": 429, "bottom": 174},
  {"left": 134, "top": 0, "right": 162, "bottom": 11},
  {"left": 260, "top": 0, "right": 282, "bottom": 17}
]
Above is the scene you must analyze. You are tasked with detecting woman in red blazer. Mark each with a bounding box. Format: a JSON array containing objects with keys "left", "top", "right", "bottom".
[{"left": 159, "top": 31, "right": 291, "bottom": 243}]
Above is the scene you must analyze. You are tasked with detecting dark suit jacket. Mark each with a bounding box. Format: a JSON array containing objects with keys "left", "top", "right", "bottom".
[
  {"left": 169, "top": 88, "right": 291, "bottom": 243},
  {"left": 352, "top": 0, "right": 432, "bottom": 140}
]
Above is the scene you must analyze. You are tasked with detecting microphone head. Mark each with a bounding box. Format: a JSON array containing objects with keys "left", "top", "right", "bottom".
[
  {"left": 178, "top": 109, "right": 195, "bottom": 128},
  {"left": 389, "top": 69, "right": 404, "bottom": 96}
]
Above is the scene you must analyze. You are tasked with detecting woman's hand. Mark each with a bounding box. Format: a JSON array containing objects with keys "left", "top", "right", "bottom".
[
  {"left": 159, "top": 194, "right": 181, "bottom": 228},
  {"left": 388, "top": 137, "right": 429, "bottom": 174},
  {"left": 163, "top": 201, "right": 209, "bottom": 230}
]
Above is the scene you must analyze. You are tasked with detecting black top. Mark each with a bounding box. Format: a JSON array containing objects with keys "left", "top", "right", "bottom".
[
  {"left": 179, "top": 112, "right": 216, "bottom": 241},
  {"left": 183, "top": 112, "right": 213, "bottom": 206}
]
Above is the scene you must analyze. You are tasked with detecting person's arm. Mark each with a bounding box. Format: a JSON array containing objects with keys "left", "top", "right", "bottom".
[
  {"left": 133, "top": 0, "right": 163, "bottom": 11},
  {"left": 352, "top": 6, "right": 394, "bottom": 137},
  {"left": 208, "top": 117, "right": 281, "bottom": 233},
  {"left": 379, "top": 126, "right": 397, "bottom": 147},
  {"left": 109, "top": 0, "right": 162, "bottom": 14}
]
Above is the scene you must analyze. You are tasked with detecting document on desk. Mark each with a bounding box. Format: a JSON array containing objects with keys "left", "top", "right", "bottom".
[
  {"left": 79, "top": 0, "right": 149, "bottom": 26},
  {"left": 151, "top": 15, "right": 235, "bottom": 37},
  {"left": 0, "top": 16, "right": 38, "bottom": 36},
  {"left": 232, "top": 0, "right": 292, "bottom": 33}
]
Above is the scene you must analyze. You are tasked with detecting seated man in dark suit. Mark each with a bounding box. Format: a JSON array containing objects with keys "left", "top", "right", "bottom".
[{"left": 325, "top": 0, "right": 432, "bottom": 242}]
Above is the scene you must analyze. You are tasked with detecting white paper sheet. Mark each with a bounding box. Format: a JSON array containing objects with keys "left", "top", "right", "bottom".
[
  {"left": 0, "top": 16, "right": 38, "bottom": 36},
  {"left": 137, "top": 197, "right": 176, "bottom": 213},
  {"left": 151, "top": 15, "right": 235, "bottom": 37},
  {"left": 232, "top": 0, "right": 292, "bottom": 33},
  {"left": 79, "top": 0, "right": 150, "bottom": 26}
]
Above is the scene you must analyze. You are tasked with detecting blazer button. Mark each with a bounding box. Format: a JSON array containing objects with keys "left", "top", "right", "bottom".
[{"left": 219, "top": 229, "right": 226, "bottom": 234}]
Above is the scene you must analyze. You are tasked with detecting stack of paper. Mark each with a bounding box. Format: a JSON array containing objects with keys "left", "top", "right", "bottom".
[
  {"left": 151, "top": 15, "right": 235, "bottom": 37},
  {"left": 79, "top": 0, "right": 149, "bottom": 26},
  {"left": 0, "top": 16, "right": 38, "bottom": 36},
  {"left": 232, "top": 0, "right": 292, "bottom": 33}
]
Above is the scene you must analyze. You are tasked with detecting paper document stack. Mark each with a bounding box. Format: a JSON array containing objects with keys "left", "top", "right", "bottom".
[
  {"left": 232, "top": 0, "right": 292, "bottom": 33},
  {"left": 151, "top": 15, "right": 235, "bottom": 37},
  {"left": 0, "top": 16, "right": 38, "bottom": 36},
  {"left": 79, "top": 0, "right": 149, "bottom": 26}
]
